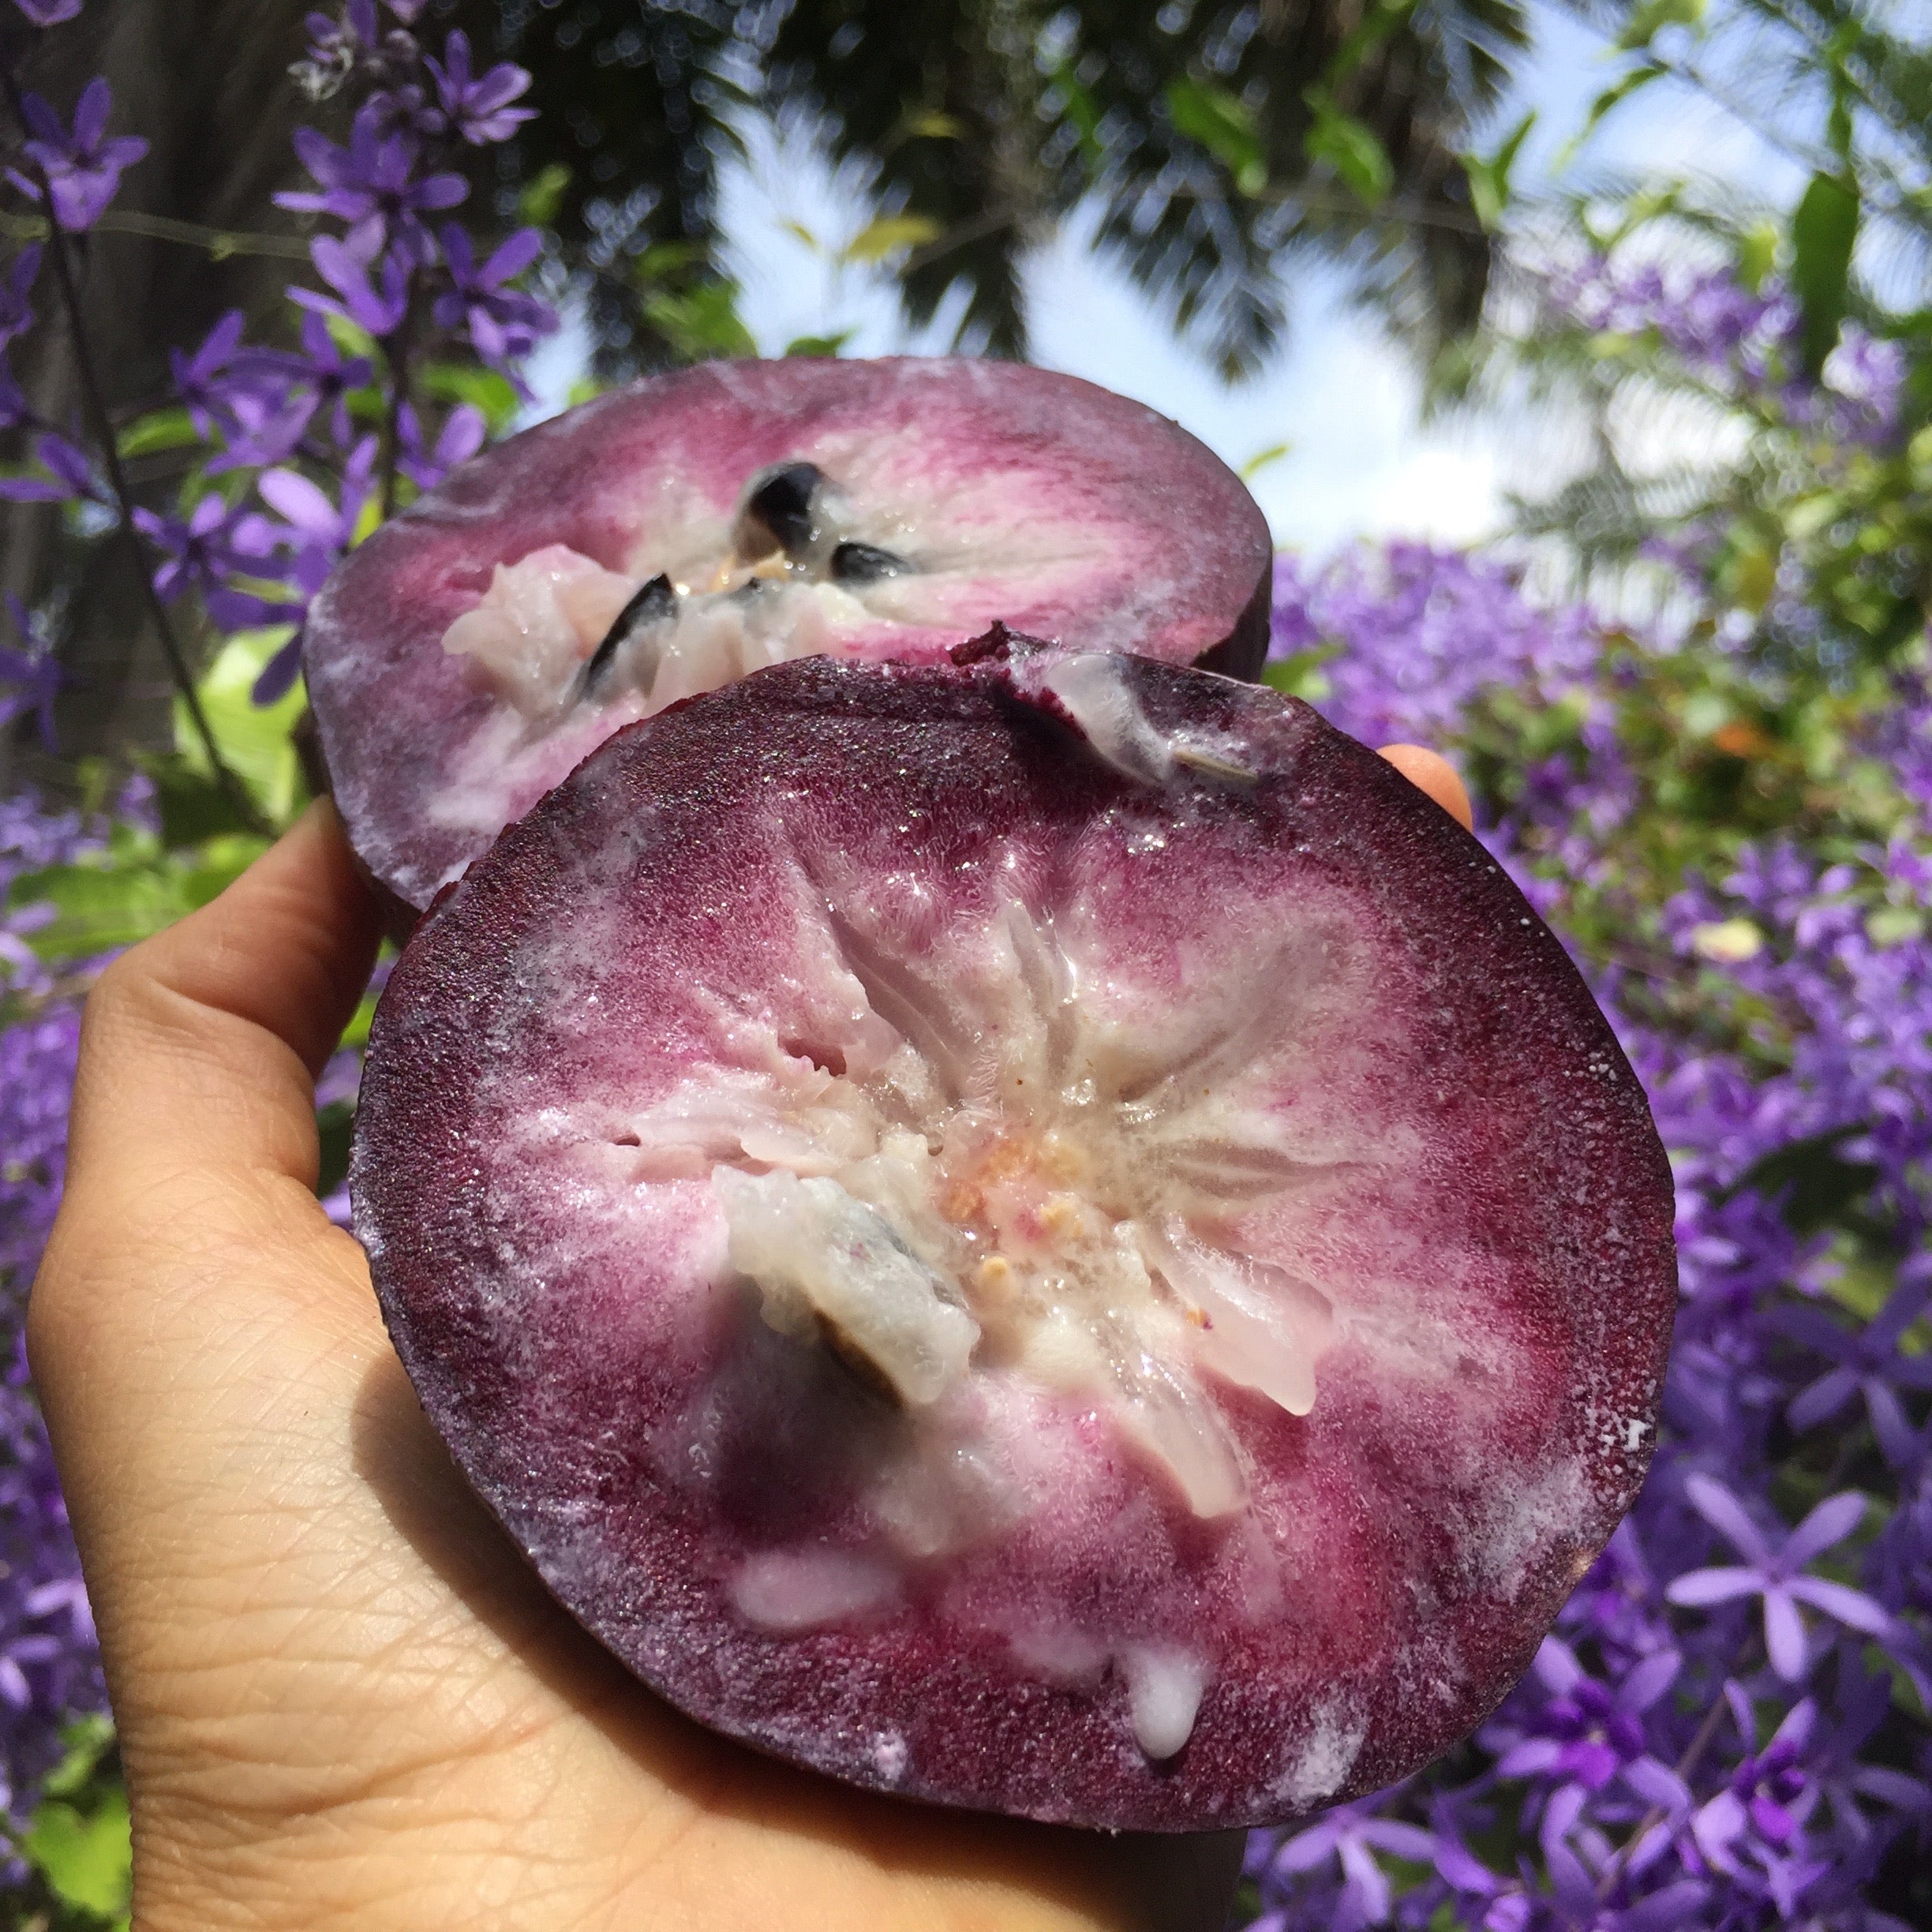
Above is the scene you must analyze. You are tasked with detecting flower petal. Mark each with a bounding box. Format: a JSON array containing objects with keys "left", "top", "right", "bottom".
[
  {"left": 1762, "top": 1587, "right": 1810, "bottom": 1681},
  {"left": 1665, "top": 1566, "right": 1761, "bottom": 1607},
  {"left": 1683, "top": 1473, "right": 1773, "bottom": 1565},
  {"left": 1784, "top": 1488, "right": 1866, "bottom": 1567}
]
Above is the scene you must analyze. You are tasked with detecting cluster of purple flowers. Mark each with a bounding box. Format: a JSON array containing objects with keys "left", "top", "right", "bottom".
[
  {"left": 1, "top": 0, "right": 558, "bottom": 709},
  {"left": 1245, "top": 545, "right": 1932, "bottom": 1930},
  {"left": 1541, "top": 254, "right": 1906, "bottom": 448},
  {"left": 0, "top": 788, "right": 117, "bottom": 1868}
]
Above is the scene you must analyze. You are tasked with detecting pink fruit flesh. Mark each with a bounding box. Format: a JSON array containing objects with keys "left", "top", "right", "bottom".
[
  {"left": 352, "top": 649, "right": 1676, "bottom": 1830},
  {"left": 305, "top": 358, "right": 1273, "bottom": 912}
]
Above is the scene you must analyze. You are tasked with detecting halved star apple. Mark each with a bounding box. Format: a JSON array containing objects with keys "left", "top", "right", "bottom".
[
  {"left": 350, "top": 646, "right": 1676, "bottom": 1830},
  {"left": 304, "top": 358, "right": 1273, "bottom": 913}
]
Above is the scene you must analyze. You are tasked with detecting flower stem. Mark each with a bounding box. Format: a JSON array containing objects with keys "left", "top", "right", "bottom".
[
  {"left": 378, "top": 269, "right": 421, "bottom": 522},
  {"left": 1594, "top": 1659, "right": 1741, "bottom": 1900},
  {"left": 0, "top": 57, "right": 268, "bottom": 835}
]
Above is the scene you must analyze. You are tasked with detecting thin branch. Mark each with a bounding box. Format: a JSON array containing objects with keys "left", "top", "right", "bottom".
[
  {"left": 0, "top": 58, "right": 267, "bottom": 834},
  {"left": 378, "top": 268, "right": 421, "bottom": 523},
  {"left": 1118, "top": 178, "right": 1490, "bottom": 236},
  {"left": 1, "top": 207, "right": 313, "bottom": 262},
  {"left": 1594, "top": 1668, "right": 1739, "bottom": 1900}
]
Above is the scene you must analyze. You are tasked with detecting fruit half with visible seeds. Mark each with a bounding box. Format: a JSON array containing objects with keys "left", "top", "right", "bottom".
[
  {"left": 351, "top": 645, "right": 1676, "bottom": 1830},
  {"left": 304, "top": 358, "right": 1273, "bottom": 915}
]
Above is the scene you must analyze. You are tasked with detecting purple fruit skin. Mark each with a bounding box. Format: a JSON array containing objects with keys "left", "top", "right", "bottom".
[
  {"left": 305, "top": 358, "right": 1274, "bottom": 914},
  {"left": 350, "top": 654, "right": 1677, "bottom": 1831}
]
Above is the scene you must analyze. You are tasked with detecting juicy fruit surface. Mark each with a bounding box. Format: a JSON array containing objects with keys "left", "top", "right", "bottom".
[
  {"left": 305, "top": 358, "right": 1273, "bottom": 911},
  {"left": 353, "top": 654, "right": 1676, "bottom": 1829}
]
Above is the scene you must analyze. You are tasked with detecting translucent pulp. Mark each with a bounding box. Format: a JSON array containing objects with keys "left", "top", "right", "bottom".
[{"left": 635, "top": 898, "right": 1340, "bottom": 1524}]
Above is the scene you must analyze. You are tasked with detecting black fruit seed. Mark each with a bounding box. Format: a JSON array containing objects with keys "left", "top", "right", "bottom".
[
  {"left": 739, "top": 462, "right": 826, "bottom": 558},
  {"left": 829, "top": 541, "right": 912, "bottom": 584},
  {"left": 579, "top": 573, "right": 676, "bottom": 698}
]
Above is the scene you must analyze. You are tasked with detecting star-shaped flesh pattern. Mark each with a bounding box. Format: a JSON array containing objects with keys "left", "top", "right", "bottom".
[
  {"left": 305, "top": 358, "right": 1272, "bottom": 913},
  {"left": 352, "top": 651, "right": 1677, "bottom": 1829}
]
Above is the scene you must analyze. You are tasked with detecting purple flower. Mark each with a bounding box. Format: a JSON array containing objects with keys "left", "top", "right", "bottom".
[
  {"left": 8, "top": 80, "right": 148, "bottom": 231},
  {"left": 363, "top": 80, "right": 444, "bottom": 144},
  {"left": 250, "top": 631, "right": 306, "bottom": 709},
  {"left": 1665, "top": 1476, "right": 1894, "bottom": 1679},
  {"left": 241, "top": 434, "right": 378, "bottom": 590},
  {"left": 290, "top": 313, "right": 374, "bottom": 446},
  {"left": 0, "top": 347, "right": 38, "bottom": 436},
  {"left": 294, "top": 233, "right": 412, "bottom": 337},
  {"left": 1269, "top": 1799, "right": 1436, "bottom": 1930},
  {"left": 425, "top": 30, "right": 535, "bottom": 145},
  {"left": 394, "top": 401, "right": 485, "bottom": 491},
  {"left": 432, "top": 225, "right": 556, "bottom": 369},
  {"left": 1490, "top": 1639, "right": 1690, "bottom": 1815},
  {"left": 166, "top": 314, "right": 323, "bottom": 472},
  {"left": 291, "top": 5, "right": 376, "bottom": 100},
  {"left": 0, "top": 247, "right": 40, "bottom": 349},
  {"left": 275, "top": 100, "right": 466, "bottom": 261},
  {"left": 1783, "top": 1280, "right": 1932, "bottom": 1469},
  {"left": 0, "top": 600, "right": 62, "bottom": 751},
  {"left": 1690, "top": 1696, "right": 1822, "bottom": 1913},
  {"left": 9, "top": 0, "right": 84, "bottom": 24},
  {"left": 133, "top": 494, "right": 296, "bottom": 631},
  {"left": 0, "top": 432, "right": 102, "bottom": 505}
]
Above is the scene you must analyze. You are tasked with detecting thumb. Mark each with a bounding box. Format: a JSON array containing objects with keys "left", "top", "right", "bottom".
[
  {"left": 62, "top": 799, "right": 382, "bottom": 1200},
  {"left": 31, "top": 802, "right": 382, "bottom": 1393}
]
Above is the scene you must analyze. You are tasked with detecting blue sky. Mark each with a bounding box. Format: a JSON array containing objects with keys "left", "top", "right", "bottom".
[{"left": 531, "top": 2, "right": 1799, "bottom": 556}]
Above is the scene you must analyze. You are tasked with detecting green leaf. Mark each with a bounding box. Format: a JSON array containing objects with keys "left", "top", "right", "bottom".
[
  {"left": 417, "top": 364, "right": 522, "bottom": 435},
  {"left": 174, "top": 628, "right": 309, "bottom": 826},
  {"left": 1616, "top": 0, "right": 1705, "bottom": 51},
  {"left": 319, "top": 308, "right": 377, "bottom": 364},
  {"left": 1325, "top": 0, "right": 1418, "bottom": 84},
  {"left": 784, "top": 331, "right": 854, "bottom": 358},
  {"left": 1730, "top": 1126, "right": 1880, "bottom": 1235},
  {"left": 518, "top": 162, "right": 571, "bottom": 229},
  {"left": 40, "top": 1717, "right": 115, "bottom": 1801},
  {"left": 7, "top": 861, "right": 189, "bottom": 959},
  {"left": 141, "top": 756, "right": 263, "bottom": 848},
  {"left": 841, "top": 215, "right": 945, "bottom": 264},
  {"left": 631, "top": 240, "right": 710, "bottom": 286},
  {"left": 1240, "top": 440, "right": 1293, "bottom": 480},
  {"left": 1302, "top": 88, "right": 1391, "bottom": 208},
  {"left": 26, "top": 1787, "right": 131, "bottom": 1921},
  {"left": 1167, "top": 77, "right": 1267, "bottom": 197},
  {"left": 641, "top": 281, "right": 758, "bottom": 361},
  {"left": 1867, "top": 904, "right": 1924, "bottom": 946},
  {"left": 898, "top": 110, "right": 964, "bottom": 141},
  {"left": 1737, "top": 219, "right": 1779, "bottom": 295},
  {"left": 317, "top": 1100, "right": 355, "bottom": 1201},
  {"left": 1261, "top": 644, "right": 1340, "bottom": 702},
  {"left": 1051, "top": 64, "right": 1106, "bottom": 170},
  {"left": 1555, "top": 62, "right": 1664, "bottom": 171},
  {"left": 1791, "top": 170, "right": 1859, "bottom": 376},
  {"left": 1463, "top": 110, "right": 1536, "bottom": 232},
  {"left": 115, "top": 406, "right": 199, "bottom": 462}
]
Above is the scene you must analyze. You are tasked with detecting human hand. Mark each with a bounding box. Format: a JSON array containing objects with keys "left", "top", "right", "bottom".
[{"left": 28, "top": 746, "right": 1470, "bottom": 1932}]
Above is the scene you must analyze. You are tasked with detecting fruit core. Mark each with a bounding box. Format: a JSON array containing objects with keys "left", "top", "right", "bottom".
[
  {"left": 632, "top": 896, "right": 1339, "bottom": 1533},
  {"left": 440, "top": 457, "right": 1072, "bottom": 723}
]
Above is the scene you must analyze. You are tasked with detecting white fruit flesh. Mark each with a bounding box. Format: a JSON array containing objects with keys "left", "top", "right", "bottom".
[
  {"left": 430, "top": 470, "right": 1118, "bottom": 841},
  {"left": 587, "top": 889, "right": 1368, "bottom": 1758}
]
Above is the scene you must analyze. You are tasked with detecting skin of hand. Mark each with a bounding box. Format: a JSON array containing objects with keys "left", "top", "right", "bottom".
[{"left": 28, "top": 747, "right": 1471, "bottom": 1932}]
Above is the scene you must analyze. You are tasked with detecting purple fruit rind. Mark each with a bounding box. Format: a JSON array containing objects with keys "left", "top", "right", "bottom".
[
  {"left": 353, "top": 654, "right": 1676, "bottom": 1831},
  {"left": 306, "top": 358, "right": 1274, "bottom": 913}
]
